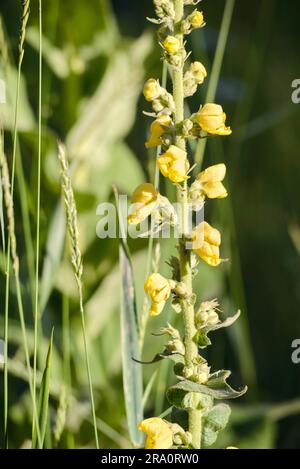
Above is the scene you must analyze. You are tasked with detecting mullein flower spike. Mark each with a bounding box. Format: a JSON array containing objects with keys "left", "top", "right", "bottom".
[{"left": 132, "top": 0, "right": 244, "bottom": 449}]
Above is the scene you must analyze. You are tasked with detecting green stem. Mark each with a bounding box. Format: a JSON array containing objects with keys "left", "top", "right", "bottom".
[
  {"left": 173, "top": 0, "right": 202, "bottom": 449},
  {"left": 77, "top": 281, "right": 99, "bottom": 449},
  {"left": 32, "top": 0, "right": 43, "bottom": 440}
]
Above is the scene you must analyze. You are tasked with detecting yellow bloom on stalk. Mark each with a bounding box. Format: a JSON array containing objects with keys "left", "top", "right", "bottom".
[
  {"left": 191, "top": 61, "right": 207, "bottom": 84},
  {"left": 139, "top": 418, "right": 173, "bottom": 449},
  {"left": 143, "top": 78, "right": 161, "bottom": 102},
  {"left": 197, "top": 163, "right": 228, "bottom": 199},
  {"left": 163, "top": 36, "right": 181, "bottom": 55},
  {"left": 144, "top": 273, "right": 171, "bottom": 317},
  {"left": 192, "top": 221, "right": 222, "bottom": 267},
  {"left": 197, "top": 103, "right": 232, "bottom": 136},
  {"left": 189, "top": 10, "right": 205, "bottom": 28},
  {"left": 145, "top": 114, "right": 172, "bottom": 149},
  {"left": 157, "top": 145, "right": 189, "bottom": 183},
  {"left": 127, "top": 183, "right": 158, "bottom": 225}
]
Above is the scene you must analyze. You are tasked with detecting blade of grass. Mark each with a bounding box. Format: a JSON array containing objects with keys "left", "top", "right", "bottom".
[
  {"left": 32, "top": 0, "right": 43, "bottom": 440},
  {"left": 0, "top": 149, "right": 42, "bottom": 448},
  {"left": 57, "top": 142, "right": 99, "bottom": 448},
  {"left": 32, "top": 328, "right": 54, "bottom": 448},
  {"left": 62, "top": 293, "right": 75, "bottom": 448},
  {"left": 194, "top": 0, "right": 236, "bottom": 169},
  {"left": 95, "top": 417, "right": 130, "bottom": 449},
  {"left": 2, "top": 0, "right": 31, "bottom": 447},
  {"left": 142, "top": 370, "right": 157, "bottom": 410},
  {"left": 0, "top": 131, "right": 5, "bottom": 253},
  {"left": 0, "top": 15, "right": 35, "bottom": 303},
  {"left": 113, "top": 185, "right": 143, "bottom": 448}
]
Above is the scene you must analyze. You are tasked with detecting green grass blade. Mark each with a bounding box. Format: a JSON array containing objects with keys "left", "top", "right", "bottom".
[
  {"left": 113, "top": 185, "right": 143, "bottom": 447},
  {"left": 32, "top": 0, "right": 43, "bottom": 440},
  {"left": 194, "top": 0, "right": 236, "bottom": 168},
  {"left": 32, "top": 328, "right": 54, "bottom": 449},
  {"left": 142, "top": 370, "right": 157, "bottom": 410},
  {"left": 0, "top": 132, "right": 5, "bottom": 253}
]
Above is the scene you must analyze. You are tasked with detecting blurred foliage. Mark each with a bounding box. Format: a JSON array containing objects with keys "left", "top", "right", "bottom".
[{"left": 0, "top": 0, "right": 300, "bottom": 449}]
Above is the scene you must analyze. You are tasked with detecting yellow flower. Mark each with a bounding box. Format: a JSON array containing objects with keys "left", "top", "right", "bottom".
[
  {"left": 139, "top": 418, "right": 173, "bottom": 449},
  {"left": 189, "top": 10, "right": 205, "bottom": 28},
  {"left": 157, "top": 145, "right": 189, "bottom": 183},
  {"left": 127, "top": 183, "right": 158, "bottom": 225},
  {"left": 197, "top": 163, "right": 228, "bottom": 199},
  {"left": 197, "top": 103, "right": 232, "bottom": 136},
  {"left": 143, "top": 78, "right": 161, "bottom": 102},
  {"left": 192, "top": 221, "right": 222, "bottom": 267},
  {"left": 145, "top": 114, "right": 172, "bottom": 149},
  {"left": 144, "top": 273, "right": 171, "bottom": 317},
  {"left": 191, "top": 61, "right": 207, "bottom": 84},
  {"left": 163, "top": 36, "right": 181, "bottom": 55}
]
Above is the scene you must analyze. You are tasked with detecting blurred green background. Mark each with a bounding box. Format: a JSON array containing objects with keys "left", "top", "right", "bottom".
[{"left": 0, "top": 0, "right": 300, "bottom": 449}]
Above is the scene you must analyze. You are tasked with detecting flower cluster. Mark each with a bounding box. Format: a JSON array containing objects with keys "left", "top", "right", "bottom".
[{"left": 127, "top": 0, "right": 246, "bottom": 450}]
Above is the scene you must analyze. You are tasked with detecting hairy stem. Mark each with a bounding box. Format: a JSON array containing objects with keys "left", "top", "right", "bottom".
[{"left": 173, "top": 0, "right": 202, "bottom": 449}]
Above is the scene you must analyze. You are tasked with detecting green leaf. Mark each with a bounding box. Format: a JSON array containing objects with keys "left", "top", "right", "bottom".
[
  {"left": 2, "top": 65, "right": 35, "bottom": 131},
  {"left": 32, "top": 329, "right": 54, "bottom": 449},
  {"left": 114, "top": 186, "right": 143, "bottom": 447},
  {"left": 168, "top": 371, "right": 247, "bottom": 401},
  {"left": 167, "top": 387, "right": 214, "bottom": 411},
  {"left": 202, "top": 404, "right": 231, "bottom": 448},
  {"left": 26, "top": 27, "right": 70, "bottom": 79},
  {"left": 0, "top": 158, "right": 6, "bottom": 252},
  {"left": 66, "top": 33, "right": 153, "bottom": 161}
]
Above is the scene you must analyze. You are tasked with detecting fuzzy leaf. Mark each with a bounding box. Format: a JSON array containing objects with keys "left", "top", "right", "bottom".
[
  {"left": 168, "top": 371, "right": 247, "bottom": 400},
  {"left": 114, "top": 186, "right": 143, "bottom": 447},
  {"left": 202, "top": 404, "right": 231, "bottom": 448}
]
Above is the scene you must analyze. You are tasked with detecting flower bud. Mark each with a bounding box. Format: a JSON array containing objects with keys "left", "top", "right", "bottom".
[
  {"left": 192, "top": 222, "right": 222, "bottom": 267},
  {"left": 143, "top": 78, "right": 162, "bottom": 102},
  {"left": 195, "top": 299, "right": 220, "bottom": 328},
  {"left": 197, "top": 103, "right": 232, "bottom": 136},
  {"left": 144, "top": 273, "right": 171, "bottom": 317},
  {"left": 195, "top": 363, "right": 210, "bottom": 384},
  {"left": 163, "top": 35, "right": 181, "bottom": 55},
  {"left": 166, "top": 338, "right": 185, "bottom": 355},
  {"left": 188, "top": 10, "right": 205, "bottom": 29},
  {"left": 157, "top": 145, "right": 189, "bottom": 183}
]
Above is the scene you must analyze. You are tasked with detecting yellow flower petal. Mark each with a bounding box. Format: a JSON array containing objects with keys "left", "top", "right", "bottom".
[
  {"left": 198, "top": 163, "right": 226, "bottom": 183},
  {"left": 139, "top": 418, "right": 173, "bottom": 450},
  {"left": 145, "top": 115, "right": 172, "bottom": 149},
  {"left": 192, "top": 222, "right": 222, "bottom": 267},
  {"left": 144, "top": 273, "right": 171, "bottom": 306},
  {"left": 157, "top": 145, "right": 189, "bottom": 183},
  {"left": 197, "top": 103, "right": 232, "bottom": 136},
  {"left": 132, "top": 183, "right": 158, "bottom": 205},
  {"left": 203, "top": 181, "right": 228, "bottom": 199},
  {"left": 189, "top": 10, "right": 205, "bottom": 28},
  {"left": 163, "top": 36, "right": 181, "bottom": 55},
  {"left": 150, "top": 301, "right": 165, "bottom": 317},
  {"left": 143, "top": 79, "right": 161, "bottom": 102}
]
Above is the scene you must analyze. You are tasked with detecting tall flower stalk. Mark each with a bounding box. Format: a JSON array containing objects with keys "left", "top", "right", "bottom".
[{"left": 128, "top": 0, "right": 246, "bottom": 449}]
